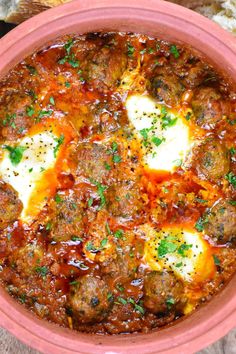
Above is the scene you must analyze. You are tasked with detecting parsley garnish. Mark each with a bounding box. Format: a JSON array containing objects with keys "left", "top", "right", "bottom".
[
  {"left": 49, "top": 96, "right": 55, "bottom": 105},
  {"left": 157, "top": 239, "right": 177, "bottom": 258},
  {"left": 53, "top": 134, "right": 64, "bottom": 157},
  {"left": 35, "top": 266, "right": 48, "bottom": 277},
  {"left": 88, "top": 197, "right": 93, "bottom": 207},
  {"left": 26, "top": 106, "right": 35, "bottom": 117},
  {"left": 170, "top": 45, "right": 180, "bottom": 59},
  {"left": 225, "top": 172, "right": 236, "bottom": 188},
  {"left": 58, "top": 39, "right": 79, "bottom": 68},
  {"left": 55, "top": 194, "right": 63, "bottom": 203},
  {"left": 113, "top": 154, "right": 122, "bottom": 163},
  {"left": 127, "top": 43, "right": 135, "bottom": 57},
  {"left": 90, "top": 179, "right": 107, "bottom": 209},
  {"left": 4, "top": 145, "right": 26, "bottom": 166},
  {"left": 195, "top": 216, "right": 208, "bottom": 232},
  {"left": 213, "top": 254, "right": 221, "bottom": 266}
]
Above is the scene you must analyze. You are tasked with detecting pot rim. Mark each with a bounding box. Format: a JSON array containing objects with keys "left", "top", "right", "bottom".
[{"left": 0, "top": 1, "right": 236, "bottom": 353}]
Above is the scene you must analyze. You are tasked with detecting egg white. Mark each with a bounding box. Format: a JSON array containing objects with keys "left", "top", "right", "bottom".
[
  {"left": 140, "top": 223, "right": 215, "bottom": 284},
  {"left": 125, "top": 94, "right": 192, "bottom": 173},
  {"left": 0, "top": 130, "right": 61, "bottom": 224}
]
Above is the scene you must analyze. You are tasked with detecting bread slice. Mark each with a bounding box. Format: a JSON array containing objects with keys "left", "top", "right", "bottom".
[{"left": 0, "top": 0, "right": 70, "bottom": 23}]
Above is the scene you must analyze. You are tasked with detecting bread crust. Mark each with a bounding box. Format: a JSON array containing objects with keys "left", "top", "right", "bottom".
[{"left": 0, "top": 0, "right": 71, "bottom": 23}]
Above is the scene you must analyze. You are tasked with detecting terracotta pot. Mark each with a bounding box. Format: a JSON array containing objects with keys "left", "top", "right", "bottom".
[{"left": 0, "top": 0, "right": 236, "bottom": 353}]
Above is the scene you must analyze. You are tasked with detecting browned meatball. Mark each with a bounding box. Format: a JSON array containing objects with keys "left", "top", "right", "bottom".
[
  {"left": 68, "top": 275, "right": 113, "bottom": 323},
  {"left": 49, "top": 191, "right": 84, "bottom": 242},
  {"left": 0, "top": 92, "right": 34, "bottom": 141},
  {"left": 150, "top": 68, "right": 185, "bottom": 107},
  {"left": 85, "top": 46, "right": 127, "bottom": 90},
  {"left": 0, "top": 182, "right": 22, "bottom": 229},
  {"left": 143, "top": 271, "right": 185, "bottom": 314},
  {"left": 191, "top": 87, "right": 230, "bottom": 129},
  {"left": 106, "top": 181, "right": 144, "bottom": 220},
  {"left": 76, "top": 143, "right": 112, "bottom": 184},
  {"left": 204, "top": 200, "right": 236, "bottom": 245},
  {"left": 191, "top": 138, "right": 230, "bottom": 183}
]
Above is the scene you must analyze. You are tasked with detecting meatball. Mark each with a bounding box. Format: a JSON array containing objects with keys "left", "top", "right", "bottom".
[
  {"left": 68, "top": 275, "right": 113, "bottom": 323},
  {"left": 0, "top": 92, "right": 34, "bottom": 141},
  {"left": 143, "top": 271, "right": 185, "bottom": 314},
  {"left": 150, "top": 68, "right": 185, "bottom": 107},
  {"left": 49, "top": 191, "right": 84, "bottom": 242},
  {"left": 0, "top": 182, "right": 22, "bottom": 229},
  {"left": 204, "top": 200, "right": 236, "bottom": 245},
  {"left": 86, "top": 46, "right": 127, "bottom": 90},
  {"left": 106, "top": 181, "right": 144, "bottom": 220},
  {"left": 191, "top": 138, "right": 230, "bottom": 183},
  {"left": 191, "top": 87, "right": 230, "bottom": 129},
  {"left": 13, "top": 243, "right": 45, "bottom": 277},
  {"left": 76, "top": 143, "right": 112, "bottom": 184}
]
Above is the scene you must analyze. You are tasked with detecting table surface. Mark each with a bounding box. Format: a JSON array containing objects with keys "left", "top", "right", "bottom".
[{"left": 0, "top": 16, "right": 236, "bottom": 354}]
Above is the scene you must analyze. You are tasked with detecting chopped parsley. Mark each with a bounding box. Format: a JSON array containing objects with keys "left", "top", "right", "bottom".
[
  {"left": 45, "top": 222, "right": 52, "bottom": 231},
  {"left": 49, "top": 96, "right": 55, "bottom": 105},
  {"left": 113, "top": 154, "right": 122, "bottom": 163},
  {"left": 166, "top": 297, "right": 175, "bottom": 309},
  {"left": 195, "top": 197, "right": 207, "bottom": 204},
  {"left": 229, "top": 200, "right": 236, "bottom": 206},
  {"left": 54, "top": 194, "right": 63, "bottom": 203},
  {"left": 225, "top": 172, "right": 236, "bottom": 188},
  {"left": 162, "top": 113, "right": 178, "bottom": 129},
  {"left": 170, "top": 45, "right": 180, "bottom": 59},
  {"left": 38, "top": 110, "right": 53, "bottom": 119},
  {"left": 58, "top": 39, "right": 80, "bottom": 68},
  {"left": 2, "top": 113, "right": 16, "bottom": 128},
  {"left": 117, "top": 296, "right": 127, "bottom": 305},
  {"left": 195, "top": 216, "right": 208, "bottom": 232},
  {"left": 65, "top": 81, "right": 71, "bottom": 88},
  {"left": 88, "top": 197, "right": 93, "bottom": 207},
  {"left": 100, "top": 238, "right": 108, "bottom": 248},
  {"left": 4, "top": 145, "right": 27, "bottom": 166},
  {"left": 229, "top": 147, "right": 236, "bottom": 155},
  {"left": 35, "top": 266, "right": 48, "bottom": 277},
  {"left": 86, "top": 241, "right": 98, "bottom": 252},
  {"left": 53, "top": 134, "right": 65, "bottom": 157},
  {"left": 128, "top": 298, "right": 145, "bottom": 315},
  {"left": 127, "top": 43, "right": 135, "bottom": 57},
  {"left": 185, "top": 111, "right": 192, "bottom": 121},
  {"left": 90, "top": 179, "right": 107, "bottom": 209},
  {"left": 157, "top": 239, "right": 177, "bottom": 258},
  {"left": 26, "top": 105, "right": 35, "bottom": 117},
  {"left": 114, "top": 229, "right": 125, "bottom": 239},
  {"left": 177, "top": 244, "right": 192, "bottom": 257},
  {"left": 213, "top": 254, "right": 221, "bottom": 266},
  {"left": 152, "top": 136, "right": 163, "bottom": 147},
  {"left": 104, "top": 161, "right": 111, "bottom": 170},
  {"left": 26, "top": 65, "right": 37, "bottom": 75}
]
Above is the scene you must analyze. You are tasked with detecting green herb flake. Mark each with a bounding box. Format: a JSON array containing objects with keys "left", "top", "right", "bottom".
[
  {"left": 71, "top": 236, "right": 83, "bottom": 242},
  {"left": 195, "top": 197, "right": 207, "bottom": 204},
  {"left": 4, "top": 145, "right": 27, "bottom": 166},
  {"left": 35, "top": 266, "right": 48, "bottom": 277},
  {"left": 26, "top": 106, "right": 35, "bottom": 117},
  {"left": 116, "top": 284, "right": 124, "bottom": 292},
  {"left": 69, "top": 280, "right": 78, "bottom": 286},
  {"left": 49, "top": 96, "right": 55, "bottom": 105},
  {"left": 26, "top": 65, "right": 37, "bottom": 75},
  {"left": 118, "top": 296, "right": 127, "bottom": 305},
  {"left": 195, "top": 216, "right": 208, "bottom": 232},
  {"left": 90, "top": 179, "right": 107, "bottom": 209},
  {"left": 65, "top": 81, "right": 71, "bottom": 88},
  {"left": 152, "top": 136, "right": 163, "bottom": 147},
  {"left": 157, "top": 239, "right": 178, "bottom": 258},
  {"left": 100, "top": 238, "right": 108, "bottom": 248},
  {"left": 213, "top": 254, "right": 221, "bottom": 266},
  {"left": 53, "top": 134, "right": 65, "bottom": 157},
  {"left": 45, "top": 222, "right": 52, "bottom": 231},
  {"left": 185, "top": 112, "right": 192, "bottom": 121},
  {"left": 114, "top": 229, "right": 124, "bottom": 239},
  {"left": 88, "top": 197, "right": 93, "bottom": 207},
  {"left": 229, "top": 147, "right": 236, "bottom": 156},
  {"left": 38, "top": 110, "right": 53, "bottom": 119},
  {"left": 127, "top": 43, "right": 135, "bottom": 57},
  {"left": 55, "top": 194, "right": 63, "bottom": 203},
  {"left": 225, "top": 171, "right": 236, "bottom": 188},
  {"left": 170, "top": 45, "right": 180, "bottom": 59},
  {"left": 104, "top": 162, "right": 111, "bottom": 170},
  {"left": 177, "top": 244, "right": 192, "bottom": 257},
  {"left": 229, "top": 200, "right": 236, "bottom": 206},
  {"left": 175, "top": 262, "right": 183, "bottom": 268},
  {"left": 113, "top": 154, "right": 122, "bottom": 163},
  {"left": 28, "top": 167, "right": 33, "bottom": 173},
  {"left": 105, "top": 222, "right": 111, "bottom": 235},
  {"left": 166, "top": 297, "right": 175, "bottom": 309}
]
